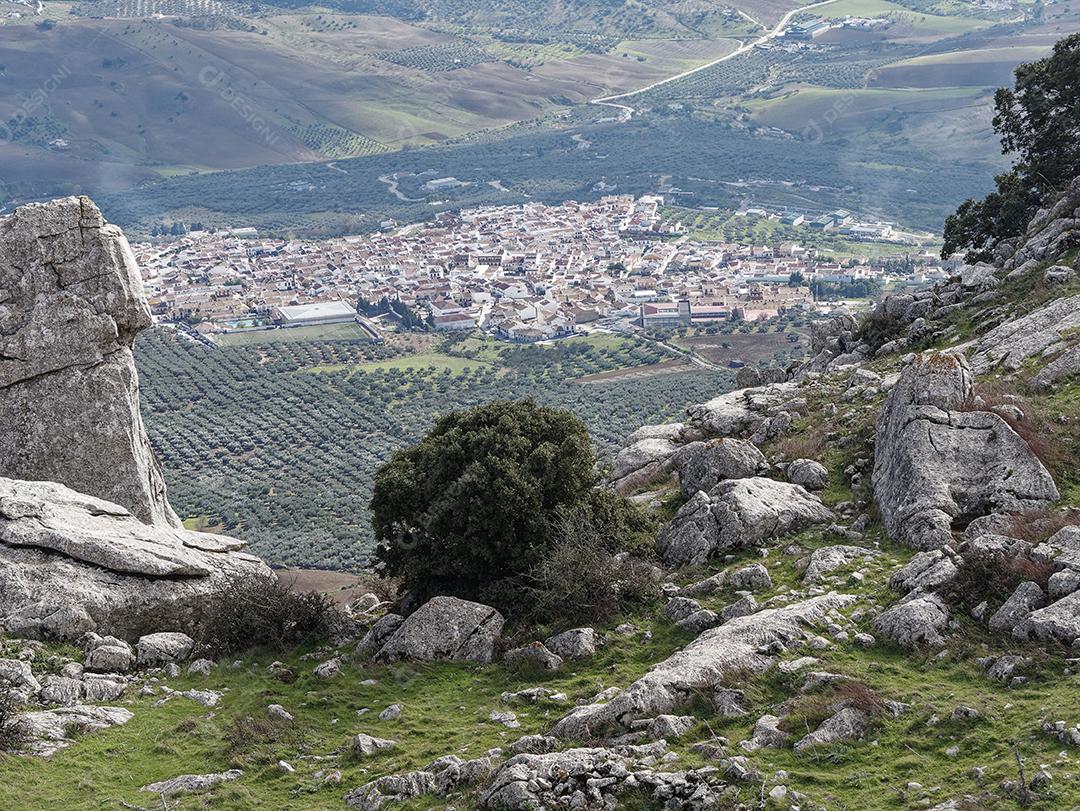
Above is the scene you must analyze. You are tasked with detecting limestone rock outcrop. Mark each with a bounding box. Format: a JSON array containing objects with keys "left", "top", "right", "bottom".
[
  {"left": 374, "top": 596, "right": 504, "bottom": 664},
  {"left": 0, "top": 477, "right": 269, "bottom": 640},
  {"left": 0, "top": 197, "right": 270, "bottom": 641},
  {"left": 551, "top": 593, "right": 854, "bottom": 740},
  {"left": 672, "top": 438, "right": 767, "bottom": 497},
  {"left": 0, "top": 197, "right": 178, "bottom": 526},
  {"left": 872, "top": 353, "right": 1058, "bottom": 550},
  {"left": 970, "top": 294, "right": 1080, "bottom": 374},
  {"left": 657, "top": 477, "right": 833, "bottom": 568}
]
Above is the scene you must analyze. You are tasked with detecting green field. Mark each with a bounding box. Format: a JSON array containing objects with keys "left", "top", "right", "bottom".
[
  {"left": 672, "top": 206, "right": 937, "bottom": 258},
  {"left": 215, "top": 324, "right": 371, "bottom": 346},
  {"left": 314, "top": 351, "right": 491, "bottom": 374},
  {"left": 814, "top": 0, "right": 994, "bottom": 34}
]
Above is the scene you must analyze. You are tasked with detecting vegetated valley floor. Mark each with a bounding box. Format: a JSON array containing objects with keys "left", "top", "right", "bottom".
[{"left": 136, "top": 325, "right": 805, "bottom": 569}]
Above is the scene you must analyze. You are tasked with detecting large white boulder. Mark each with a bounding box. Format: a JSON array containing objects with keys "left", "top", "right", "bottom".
[
  {"left": 872, "top": 353, "right": 1058, "bottom": 550},
  {"left": 657, "top": 477, "right": 833, "bottom": 568},
  {"left": 375, "top": 596, "right": 504, "bottom": 664}
]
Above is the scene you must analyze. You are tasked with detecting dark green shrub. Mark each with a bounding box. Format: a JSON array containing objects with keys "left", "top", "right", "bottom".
[{"left": 371, "top": 400, "right": 651, "bottom": 615}]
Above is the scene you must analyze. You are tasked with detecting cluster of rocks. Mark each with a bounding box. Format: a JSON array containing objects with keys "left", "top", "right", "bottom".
[
  {"left": 479, "top": 743, "right": 727, "bottom": 811},
  {"left": 552, "top": 593, "right": 854, "bottom": 741},
  {"left": 0, "top": 628, "right": 199, "bottom": 755},
  {"left": 882, "top": 523, "right": 1080, "bottom": 648}
]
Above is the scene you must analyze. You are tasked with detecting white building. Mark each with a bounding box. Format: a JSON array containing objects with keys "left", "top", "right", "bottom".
[{"left": 274, "top": 300, "right": 357, "bottom": 327}]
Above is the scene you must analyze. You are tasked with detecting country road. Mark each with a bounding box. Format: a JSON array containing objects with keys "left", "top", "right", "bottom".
[{"left": 590, "top": 0, "right": 844, "bottom": 118}]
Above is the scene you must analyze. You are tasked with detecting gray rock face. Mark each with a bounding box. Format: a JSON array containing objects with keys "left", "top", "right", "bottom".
[
  {"left": 142, "top": 769, "right": 243, "bottom": 796},
  {"left": 1013, "top": 590, "right": 1080, "bottom": 645},
  {"left": 872, "top": 353, "right": 1058, "bottom": 550},
  {"left": 988, "top": 582, "right": 1046, "bottom": 633},
  {"left": 890, "top": 550, "right": 958, "bottom": 594},
  {"left": 658, "top": 478, "right": 833, "bottom": 568},
  {"left": 544, "top": 627, "right": 598, "bottom": 660},
  {"left": 552, "top": 593, "right": 854, "bottom": 740},
  {"left": 375, "top": 596, "right": 504, "bottom": 664},
  {"left": 874, "top": 593, "right": 950, "bottom": 647},
  {"left": 0, "top": 657, "right": 41, "bottom": 701},
  {"left": 0, "top": 197, "right": 177, "bottom": 527},
  {"left": 611, "top": 436, "right": 679, "bottom": 494},
  {"left": 793, "top": 707, "right": 869, "bottom": 752},
  {"left": 971, "top": 294, "right": 1080, "bottom": 374},
  {"left": 85, "top": 635, "right": 135, "bottom": 673},
  {"left": 19, "top": 704, "right": 134, "bottom": 756},
  {"left": 136, "top": 632, "right": 194, "bottom": 667},
  {"left": 686, "top": 381, "right": 799, "bottom": 437},
  {"left": 673, "top": 438, "right": 767, "bottom": 497},
  {"left": 0, "top": 477, "right": 270, "bottom": 641},
  {"left": 787, "top": 459, "right": 829, "bottom": 491}
]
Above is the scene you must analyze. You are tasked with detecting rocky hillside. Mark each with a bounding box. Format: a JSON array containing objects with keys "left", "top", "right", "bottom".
[{"left": 2, "top": 187, "right": 1080, "bottom": 810}]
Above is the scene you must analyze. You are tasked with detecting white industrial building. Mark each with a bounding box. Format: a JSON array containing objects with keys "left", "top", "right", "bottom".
[{"left": 273, "top": 300, "right": 357, "bottom": 327}]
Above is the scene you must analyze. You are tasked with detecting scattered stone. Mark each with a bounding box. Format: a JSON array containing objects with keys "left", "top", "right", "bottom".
[
  {"left": 544, "top": 627, "right": 598, "bottom": 660},
  {"left": 313, "top": 657, "right": 342, "bottom": 680},
  {"left": 803, "top": 545, "right": 878, "bottom": 582},
  {"left": 504, "top": 642, "right": 563, "bottom": 672},
  {"left": 20, "top": 705, "right": 134, "bottom": 756},
  {"left": 135, "top": 632, "right": 194, "bottom": 667},
  {"left": 186, "top": 658, "right": 215, "bottom": 677},
  {"left": 353, "top": 733, "right": 397, "bottom": 756},
  {"left": 142, "top": 770, "right": 243, "bottom": 796},
  {"left": 267, "top": 704, "right": 293, "bottom": 722},
  {"left": 787, "top": 459, "right": 829, "bottom": 491},
  {"left": 379, "top": 704, "right": 404, "bottom": 721}
]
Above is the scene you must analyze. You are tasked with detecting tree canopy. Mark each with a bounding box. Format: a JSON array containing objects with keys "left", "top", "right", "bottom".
[
  {"left": 943, "top": 33, "right": 1080, "bottom": 261},
  {"left": 370, "top": 399, "right": 652, "bottom": 613}
]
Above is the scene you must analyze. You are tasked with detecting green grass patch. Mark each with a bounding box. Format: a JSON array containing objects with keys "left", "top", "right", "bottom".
[{"left": 215, "top": 324, "right": 372, "bottom": 346}]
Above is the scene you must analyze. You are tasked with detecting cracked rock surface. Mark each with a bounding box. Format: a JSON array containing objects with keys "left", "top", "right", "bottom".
[
  {"left": 0, "top": 196, "right": 178, "bottom": 527},
  {"left": 872, "top": 352, "right": 1058, "bottom": 550}
]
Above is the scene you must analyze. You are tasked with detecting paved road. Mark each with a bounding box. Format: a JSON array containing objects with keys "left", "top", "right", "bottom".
[{"left": 591, "top": 0, "right": 844, "bottom": 118}]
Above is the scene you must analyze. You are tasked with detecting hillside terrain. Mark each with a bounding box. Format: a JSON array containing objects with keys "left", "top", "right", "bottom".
[
  {"left": 3, "top": 183, "right": 1080, "bottom": 811},
  {"left": 2, "top": 0, "right": 1077, "bottom": 234}
]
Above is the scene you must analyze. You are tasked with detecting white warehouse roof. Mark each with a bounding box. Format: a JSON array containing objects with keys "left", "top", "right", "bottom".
[{"left": 277, "top": 300, "right": 356, "bottom": 323}]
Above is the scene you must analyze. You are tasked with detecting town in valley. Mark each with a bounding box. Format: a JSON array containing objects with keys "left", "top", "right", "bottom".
[{"left": 136, "top": 195, "right": 944, "bottom": 343}]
